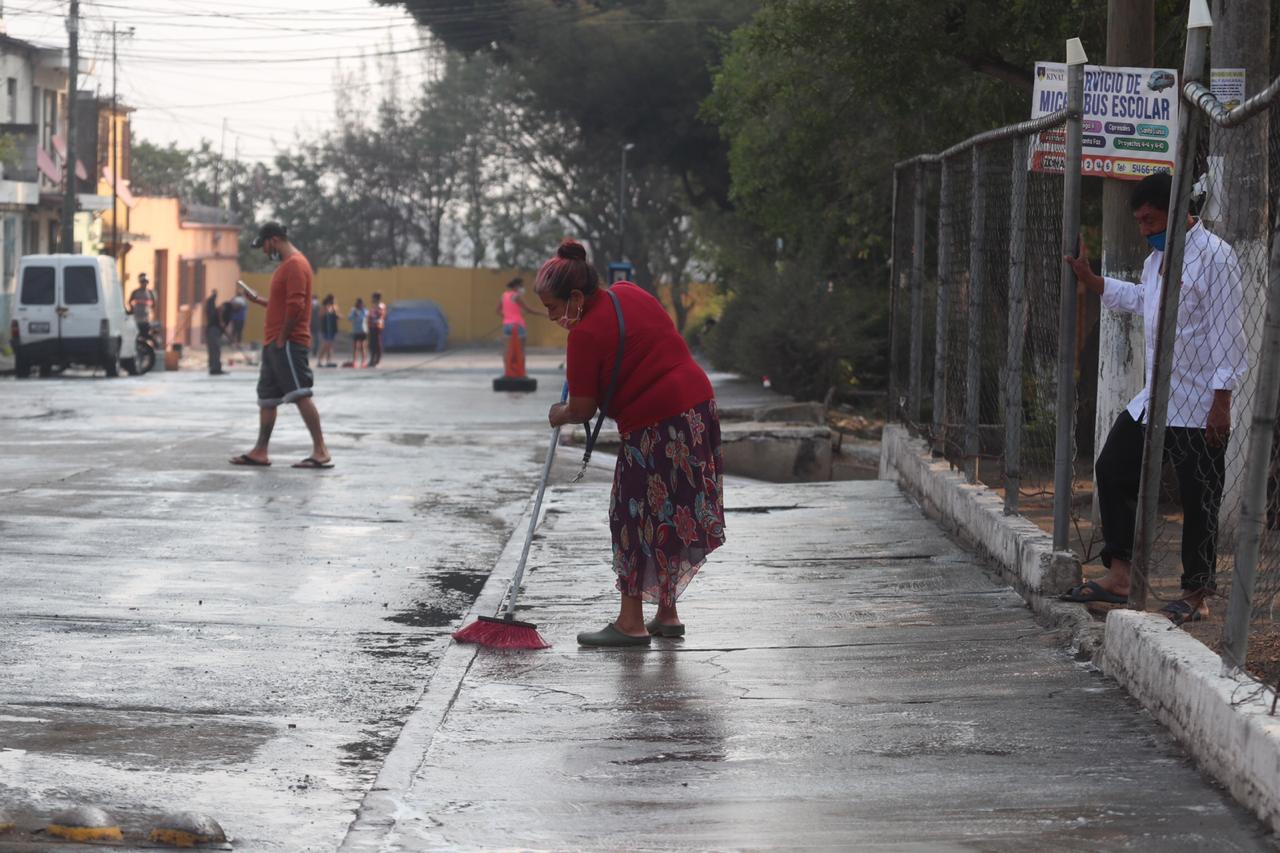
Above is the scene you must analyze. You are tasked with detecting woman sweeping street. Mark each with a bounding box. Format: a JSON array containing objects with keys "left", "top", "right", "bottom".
[{"left": 536, "top": 239, "right": 725, "bottom": 647}]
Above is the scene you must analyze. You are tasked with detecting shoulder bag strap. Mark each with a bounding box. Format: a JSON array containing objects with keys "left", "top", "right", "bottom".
[{"left": 575, "top": 288, "right": 625, "bottom": 479}]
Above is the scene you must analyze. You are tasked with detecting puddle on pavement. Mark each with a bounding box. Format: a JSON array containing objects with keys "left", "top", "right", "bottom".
[
  {"left": 385, "top": 603, "right": 463, "bottom": 628},
  {"left": 612, "top": 750, "right": 727, "bottom": 765},
  {"left": 339, "top": 717, "right": 405, "bottom": 769},
  {"left": 0, "top": 407, "right": 76, "bottom": 421},
  {"left": 0, "top": 709, "right": 273, "bottom": 767},
  {"left": 358, "top": 632, "right": 439, "bottom": 660},
  {"left": 434, "top": 570, "right": 487, "bottom": 597}
]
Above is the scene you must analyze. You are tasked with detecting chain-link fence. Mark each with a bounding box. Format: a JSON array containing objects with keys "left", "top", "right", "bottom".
[
  {"left": 1153, "top": 81, "right": 1280, "bottom": 689},
  {"left": 889, "top": 32, "right": 1280, "bottom": 695},
  {"left": 893, "top": 88, "right": 1083, "bottom": 543}
]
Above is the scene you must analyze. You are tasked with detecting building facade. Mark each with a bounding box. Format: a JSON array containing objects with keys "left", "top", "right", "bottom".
[
  {"left": 126, "top": 198, "right": 240, "bottom": 348},
  {"left": 0, "top": 33, "right": 111, "bottom": 333}
]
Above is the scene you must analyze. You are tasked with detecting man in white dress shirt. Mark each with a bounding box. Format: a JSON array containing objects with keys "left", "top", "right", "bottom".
[{"left": 1062, "top": 171, "right": 1247, "bottom": 624}]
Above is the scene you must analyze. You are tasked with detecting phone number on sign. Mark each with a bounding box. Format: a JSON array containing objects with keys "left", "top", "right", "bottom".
[{"left": 1077, "top": 156, "right": 1172, "bottom": 178}]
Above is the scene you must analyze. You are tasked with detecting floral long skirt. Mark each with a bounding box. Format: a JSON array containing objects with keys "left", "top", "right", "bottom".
[{"left": 609, "top": 398, "right": 726, "bottom": 605}]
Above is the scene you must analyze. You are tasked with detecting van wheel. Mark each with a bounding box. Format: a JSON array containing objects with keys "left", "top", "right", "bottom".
[{"left": 14, "top": 353, "right": 31, "bottom": 378}]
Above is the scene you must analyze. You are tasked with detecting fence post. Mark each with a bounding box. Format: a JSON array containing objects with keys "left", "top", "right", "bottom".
[
  {"left": 1052, "top": 40, "right": 1086, "bottom": 551},
  {"left": 1004, "top": 137, "right": 1029, "bottom": 514},
  {"left": 909, "top": 162, "right": 927, "bottom": 424},
  {"left": 888, "top": 166, "right": 902, "bottom": 422},
  {"left": 1224, "top": 210, "right": 1280, "bottom": 672},
  {"left": 932, "top": 160, "right": 951, "bottom": 454},
  {"left": 964, "top": 146, "right": 987, "bottom": 484},
  {"left": 1130, "top": 8, "right": 1211, "bottom": 608}
]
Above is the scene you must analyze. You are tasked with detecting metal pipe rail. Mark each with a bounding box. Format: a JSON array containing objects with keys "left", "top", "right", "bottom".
[
  {"left": 894, "top": 108, "right": 1074, "bottom": 172},
  {"left": 1184, "top": 73, "right": 1280, "bottom": 128}
]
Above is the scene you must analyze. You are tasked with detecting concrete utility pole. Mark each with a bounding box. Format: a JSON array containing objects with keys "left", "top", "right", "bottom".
[
  {"left": 60, "top": 0, "right": 78, "bottom": 253},
  {"left": 1212, "top": 0, "right": 1271, "bottom": 536},
  {"left": 1094, "top": 0, "right": 1153, "bottom": 522}
]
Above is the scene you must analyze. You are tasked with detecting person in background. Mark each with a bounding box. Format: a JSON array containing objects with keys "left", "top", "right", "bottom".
[
  {"left": 497, "top": 276, "right": 544, "bottom": 343},
  {"left": 129, "top": 272, "right": 156, "bottom": 337},
  {"left": 347, "top": 297, "right": 368, "bottom": 368},
  {"left": 318, "top": 293, "right": 339, "bottom": 368},
  {"left": 204, "top": 288, "right": 228, "bottom": 376},
  {"left": 219, "top": 298, "right": 237, "bottom": 356},
  {"left": 310, "top": 295, "right": 322, "bottom": 358},
  {"left": 231, "top": 291, "right": 248, "bottom": 344},
  {"left": 537, "top": 239, "right": 726, "bottom": 647},
  {"left": 1061, "top": 172, "right": 1247, "bottom": 625},
  {"left": 230, "top": 221, "right": 332, "bottom": 469},
  {"left": 367, "top": 291, "right": 386, "bottom": 368}
]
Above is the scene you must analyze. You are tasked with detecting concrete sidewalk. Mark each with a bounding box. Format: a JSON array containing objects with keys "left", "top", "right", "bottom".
[{"left": 343, "top": 480, "right": 1273, "bottom": 851}]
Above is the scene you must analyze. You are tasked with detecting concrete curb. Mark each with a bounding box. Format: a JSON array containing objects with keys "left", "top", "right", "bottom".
[
  {"left": 878, "top": 425, "right": 1099, "bottom": 653},
  {"left": 1100, "top": 610, "right": 1280, "bottom": 835},
  {"left": 338, "top": 491, "right": 544, "bottom": 852}
]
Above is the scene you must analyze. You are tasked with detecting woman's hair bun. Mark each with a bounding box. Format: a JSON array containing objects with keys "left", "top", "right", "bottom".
[{"left": 556, "top": 239, "right": 588, "bottom": 262}]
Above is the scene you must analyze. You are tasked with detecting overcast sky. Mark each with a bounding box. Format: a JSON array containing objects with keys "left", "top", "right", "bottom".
[{"left": 4, "top": 0, "right": 432, "bottom": 162}]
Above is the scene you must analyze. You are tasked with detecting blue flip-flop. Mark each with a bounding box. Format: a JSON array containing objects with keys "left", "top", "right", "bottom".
[{"left": 1060, "top": 580, "right": 1127, "bottom": 605}]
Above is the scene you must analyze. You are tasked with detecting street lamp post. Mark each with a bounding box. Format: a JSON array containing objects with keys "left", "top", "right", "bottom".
[{"left": 618, "top": 142, "right": 635, "bottom": 262}]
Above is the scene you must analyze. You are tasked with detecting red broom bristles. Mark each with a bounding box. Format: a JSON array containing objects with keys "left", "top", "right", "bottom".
[{"left": 453, "top": 616, "right": 551, "bottom": 650}]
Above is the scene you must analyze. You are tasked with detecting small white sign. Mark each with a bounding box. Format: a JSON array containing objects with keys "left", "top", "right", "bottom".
[
  {"left": 1210, "top": 67, "right": 1246, "bottom": 111},
  {"left": 1030, "top": 63, "right": 1179, "bottom": 180}
]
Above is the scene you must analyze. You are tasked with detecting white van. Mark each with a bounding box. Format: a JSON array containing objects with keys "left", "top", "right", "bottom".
[{"left": 8, "top": 255, "right": 139, "bottom": 378}]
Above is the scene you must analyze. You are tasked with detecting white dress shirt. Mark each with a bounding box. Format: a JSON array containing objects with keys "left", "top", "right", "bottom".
[{"left": 1101, "top": 220, "right": 1248, "bottom": 429}]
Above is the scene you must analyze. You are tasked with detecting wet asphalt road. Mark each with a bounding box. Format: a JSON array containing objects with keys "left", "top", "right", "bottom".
[{"left": 0, "top": 350, "right": 589, "bottom": 850}]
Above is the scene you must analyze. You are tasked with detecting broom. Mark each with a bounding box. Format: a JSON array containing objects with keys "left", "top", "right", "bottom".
[
  {"left": 452, "top": 383, "right": 568, "bottom": 650},
  {"left": 454, "top": 291, "right": 625, "bottom": 650}
]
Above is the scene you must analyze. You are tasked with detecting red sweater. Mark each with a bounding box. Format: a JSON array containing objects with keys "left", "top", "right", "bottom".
[{"left": 566, "top": 283, "right": 713, "bottom": 434}]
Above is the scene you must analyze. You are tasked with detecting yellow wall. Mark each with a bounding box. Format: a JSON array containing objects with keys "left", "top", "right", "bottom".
[
  {"left": 240, "top": 266, "right": 570, "bottom": 349},
  {"left": 239, "top": 265, "right": 721, "bottom": 349}
]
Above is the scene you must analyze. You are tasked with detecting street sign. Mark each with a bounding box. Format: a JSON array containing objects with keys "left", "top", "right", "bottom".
[{"left": 1030, "top": 62, "right": 1179, "bottom": 180}]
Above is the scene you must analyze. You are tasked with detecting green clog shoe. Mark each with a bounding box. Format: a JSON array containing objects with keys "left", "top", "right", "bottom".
[
  {"left": 577, "top": 624, "right": 652, "bottom": 647},
  {"left": 645, "top": 619, "right": 686, "bottom": 638}
]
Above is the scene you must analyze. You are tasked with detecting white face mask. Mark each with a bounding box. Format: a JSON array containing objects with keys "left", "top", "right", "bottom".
[{"left": 556, "top": 296, "right": 583, "bottom": 329}]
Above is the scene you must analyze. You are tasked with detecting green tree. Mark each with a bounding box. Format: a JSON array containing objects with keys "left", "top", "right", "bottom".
[{"left": 699, "top": 0, "right": 1196, "bottom": 399}]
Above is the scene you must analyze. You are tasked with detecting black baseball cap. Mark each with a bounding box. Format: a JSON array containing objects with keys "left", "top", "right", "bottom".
[{"left": 251, "top": 221, "right": 287, "bottom": 248}]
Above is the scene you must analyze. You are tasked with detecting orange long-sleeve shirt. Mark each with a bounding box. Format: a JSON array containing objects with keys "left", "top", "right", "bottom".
[{"left": 263, "top": 252, "right": 313, "bottom": 347}]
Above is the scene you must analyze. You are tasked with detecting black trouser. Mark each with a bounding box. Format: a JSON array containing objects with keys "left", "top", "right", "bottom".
[
  {"left": 1095, "top": 410, "right": 1226, "bottom": 592},
  {"left": 368, "top": 327, "right": 383, "bottom": 366},
  {"left": 206, "top": 328, "right": 222, "bottom": 374}
]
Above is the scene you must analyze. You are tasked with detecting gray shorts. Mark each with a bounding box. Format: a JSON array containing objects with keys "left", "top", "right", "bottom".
[{"left": 257, "top": 342, "right": 314, "bottom": 408}]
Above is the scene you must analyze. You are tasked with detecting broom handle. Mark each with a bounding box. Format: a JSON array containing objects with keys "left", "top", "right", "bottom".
[{"left": 502, "top": 381, "right": 568, "bottom": 619}]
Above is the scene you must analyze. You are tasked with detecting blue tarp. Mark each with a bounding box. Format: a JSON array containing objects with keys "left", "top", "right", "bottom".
[{"left": 383, "top": 300, "right": 449, "bottom": 352}]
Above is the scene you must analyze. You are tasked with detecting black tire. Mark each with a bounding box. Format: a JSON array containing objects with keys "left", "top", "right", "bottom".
[
  {"left": 13, "top": 351, "right": 31, "bottom": 378},
  {"left": 136, "top": 341, "right": 156, "bottom": 375},
  {"left": 102, "top": 338, "right": 121, "bottom": 377}
]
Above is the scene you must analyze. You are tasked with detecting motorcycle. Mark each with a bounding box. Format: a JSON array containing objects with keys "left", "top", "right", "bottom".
[{"left": 134, "top": 323, "right": 161, "bottom": 375}]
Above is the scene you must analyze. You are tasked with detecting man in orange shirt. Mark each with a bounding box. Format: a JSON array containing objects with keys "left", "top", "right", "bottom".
[{"left": 229, "top": 222, "right": 333, "bottom": 469}]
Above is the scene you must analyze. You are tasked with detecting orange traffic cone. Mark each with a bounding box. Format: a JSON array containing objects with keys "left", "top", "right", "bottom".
[
  {"left": 504, "top": 330, "right": 527, "bottom": 378},
  {"left": 493, "top": 330, "right": 538, "bottom": 392}
]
